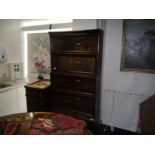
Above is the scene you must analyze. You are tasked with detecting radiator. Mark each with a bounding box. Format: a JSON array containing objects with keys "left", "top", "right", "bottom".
[{"left": 100, "top": 89, "right": 149, "bottom": 132}]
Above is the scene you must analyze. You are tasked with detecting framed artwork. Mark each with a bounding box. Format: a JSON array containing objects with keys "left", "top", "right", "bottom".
[
  {"left": 28, "top": 33, "right": 51, "bottom": 75},
  {"left": 121, "top": 19, "right": 155, "bottom": 73}
]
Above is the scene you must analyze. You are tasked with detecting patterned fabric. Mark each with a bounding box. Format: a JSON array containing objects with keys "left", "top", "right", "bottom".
[
  {"left": 30, "top": 118, "right": 58, "bottom": 134},
  {"left": 4, "top": 122, "right": 19, "bottom": 135},
  {"left": 0, "top": 112, "right": 91, "bottom": 135}
]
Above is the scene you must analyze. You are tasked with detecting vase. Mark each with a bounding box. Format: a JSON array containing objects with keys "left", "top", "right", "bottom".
[{"left": 37, "top": 74, "right": 44, "bottom": 80}]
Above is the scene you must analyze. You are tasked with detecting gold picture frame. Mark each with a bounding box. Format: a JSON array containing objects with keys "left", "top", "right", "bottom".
[{"left": 121, "top": 19, "right": 155, "bottom": 73}]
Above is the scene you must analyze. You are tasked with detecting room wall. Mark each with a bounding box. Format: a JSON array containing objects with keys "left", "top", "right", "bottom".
[
  {"left": 100, "top": 19, "right": 155, "bottom": 131},
  {"left": 72, "top": 19, "right": 97, "bottom": 30},
  {"left": 102, "top": 19, "right": 155, "bottom": 96},
  {"left": 0, "top": 20, "right": 22, "bottom": 79}
]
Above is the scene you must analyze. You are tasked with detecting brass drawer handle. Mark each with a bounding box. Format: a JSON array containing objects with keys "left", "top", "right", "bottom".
[
  {"left": 76, "top": 61, "right": 81, "bottom": 64},
  {"left": 76, "top": 42, "right": 81, "bottom": 45},
  {"left": 76, "top": 79, "right": 81, "bottom": 83},
  {"left": 53, "top": 67, "right": 57, "bottom": 70}
]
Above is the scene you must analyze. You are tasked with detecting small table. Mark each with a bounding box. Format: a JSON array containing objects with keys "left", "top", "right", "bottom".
[
  {"left": 25, "top": 80, "right": 51, "bottom": 112},
  {"left": 0, "top": 112, "right": 91, "bottom": 135}
]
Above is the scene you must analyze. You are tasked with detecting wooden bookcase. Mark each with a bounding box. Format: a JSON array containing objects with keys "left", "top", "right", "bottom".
[{"left": 49, "top": 29, "right": 103, "bottom": 122}]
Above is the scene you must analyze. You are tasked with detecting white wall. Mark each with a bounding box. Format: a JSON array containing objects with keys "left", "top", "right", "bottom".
[
  {"left": 0, "top": 20, "right": 22, "bottom": 62},
  {"left": 72, "top": 19, "right": 97, "bottom": 30},
  {"left": 100, "top": 19, "right": 155, "bottom": 131},
  {"left": 102, "top": 19, "right": 155, "bottom": 96},
  {"left": 0, "top": 20, "right": 22, "bottom": 78}
]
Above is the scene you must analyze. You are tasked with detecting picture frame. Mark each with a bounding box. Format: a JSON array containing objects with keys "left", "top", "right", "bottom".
[
  {"left": 121, "top": 19, "right": 155, "bottom": 73},
  {"left": 28, "top": 33, "right": 51, "bottom": 75}
]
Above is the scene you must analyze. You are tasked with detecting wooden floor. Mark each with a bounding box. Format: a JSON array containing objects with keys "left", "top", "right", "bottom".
[{"left": 86, "top": 121, "right": 137, "bottom": 135}]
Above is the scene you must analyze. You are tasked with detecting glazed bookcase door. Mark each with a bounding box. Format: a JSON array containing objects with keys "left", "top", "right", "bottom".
[{"left": 52, "top": 55, "right": 96, "bottom": 74}]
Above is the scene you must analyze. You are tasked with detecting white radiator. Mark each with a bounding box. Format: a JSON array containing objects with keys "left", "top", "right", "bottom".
[{"left": 100, "top": 90, "right": 149, "bottom": 132}]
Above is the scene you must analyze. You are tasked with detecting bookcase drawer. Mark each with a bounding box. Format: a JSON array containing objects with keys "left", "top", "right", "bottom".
[
  {"left": 51, "top": 91, "right": 95, "bottom": 115},
  {"left": 52, "top": 75, "right": 96, "bottom": 95}
]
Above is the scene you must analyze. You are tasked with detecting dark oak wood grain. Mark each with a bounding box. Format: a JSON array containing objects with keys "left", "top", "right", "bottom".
[
  {"left": 140, "top": 94, "right": 155, "bottom": 134},
  {"left": 25, "top": 80, "right": 51, "bottom": 112},
  {"left": 49, "top": 29, "right": 103, "bottom": 122},
  {"left": 51, "top": 74, "right": 96, "bottom": 95}
]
